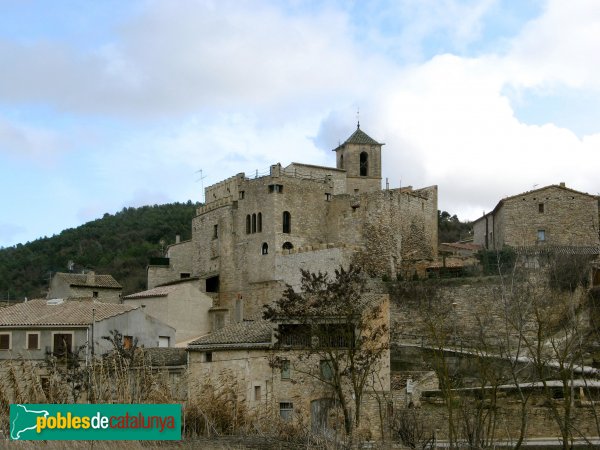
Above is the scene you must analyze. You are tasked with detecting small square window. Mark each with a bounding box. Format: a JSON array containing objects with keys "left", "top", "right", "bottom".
[
  {"left": 92, "top": 291, "right": 98, "bottom": 298},
  {"left": 325, "top": 193, "right": 332, "bottom": 201},
  {"left": 538, "top": 203, "right": 544, "bottom": 213},
  {"left": 0, "top": 333, "right": 11, "bottom": 350},
  {"left": 205, "top": 352, "right": 212, "bottom": 362},
  {"left": 537, "top": 230, "right": 546, "bottom": 241},
  {"left": 27, "top": 333, "right": 39, "bottom": 350},
  {"left": 239, "top": 191, "right": 245, "bottom": 200},
  {"left": 320, "top": 360, "right": 333, "bottom": 381},
  {"left": 213, "top": 224, "right": 219, "bottom": 239},
  {"left": 281, "top": 359, "right": 291, "bottom": 380},
  {"left": 254, "top": 385, "right": 261, "bottom": 401},
  {"left": 280, "top": 402, "right": 293, "bottom": 421},
  {"left": 123, "top": 335, "right": 133, "bottom": 350}
]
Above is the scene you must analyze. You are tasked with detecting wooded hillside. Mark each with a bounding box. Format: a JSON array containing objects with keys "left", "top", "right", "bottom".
[{"left": 0, "top": 202, "right": 198, "bottom": 301}]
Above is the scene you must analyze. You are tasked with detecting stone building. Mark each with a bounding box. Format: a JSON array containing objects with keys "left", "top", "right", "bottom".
[
  {"left": 473, "top": 183, "right": 600, "bottom": 251},
  {"left": 149, "top": 126, "right": 438, "bottom": 327},
  {"left": 122, "top": 277, "right": 213, "bottom": 344},
  {"left": 47, "top": 271, "right": 122, "bottom": 303},
  {"left": 187, "top": 293, "right": 391, "bottom": 436}
]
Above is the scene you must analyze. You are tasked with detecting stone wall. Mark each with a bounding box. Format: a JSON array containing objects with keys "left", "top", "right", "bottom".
[{"left": 474, "top": 185, "right": 600, "bottom": 250}]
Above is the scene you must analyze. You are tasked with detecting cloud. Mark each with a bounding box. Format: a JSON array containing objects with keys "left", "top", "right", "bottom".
[
  {"left": 505, "top": 0, "right": 600, "bottom": 90},
  {"left": 0, "top": 115, "right": 68, "bottom": 160}
]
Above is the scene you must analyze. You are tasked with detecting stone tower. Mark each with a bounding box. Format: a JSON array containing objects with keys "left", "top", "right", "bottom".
[{"left": 333, "top": 123, "right": 383, "bottom": 194}]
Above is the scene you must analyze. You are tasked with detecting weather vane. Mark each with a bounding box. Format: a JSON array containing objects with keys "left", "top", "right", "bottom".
[{"left": 356, "top": 107, "right": 360, "bottom": 129}]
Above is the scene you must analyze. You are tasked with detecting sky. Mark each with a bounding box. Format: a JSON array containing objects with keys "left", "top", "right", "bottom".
[{"left": 1, "top": 0, "right": 599, "bottom": 248}]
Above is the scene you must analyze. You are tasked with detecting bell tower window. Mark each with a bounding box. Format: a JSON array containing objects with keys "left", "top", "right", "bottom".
[{"left": 359, "top": 152, "right": 368, "bottom": 176}]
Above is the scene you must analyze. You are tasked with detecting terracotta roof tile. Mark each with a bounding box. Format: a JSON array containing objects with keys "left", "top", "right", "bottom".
[
  {"left": 188, "top": 320, "right": 272, "bottom": 350},
  {"left": 54, "top": 272, "right": 122, "bottom": 289},
  {"left": 0, "top": 299, "right": 137, "bottom": 327}
]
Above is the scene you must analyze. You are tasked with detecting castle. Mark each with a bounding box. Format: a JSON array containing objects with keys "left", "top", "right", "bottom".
[{"left": 139, "top": 125, "right": 438, "bottom": 341}]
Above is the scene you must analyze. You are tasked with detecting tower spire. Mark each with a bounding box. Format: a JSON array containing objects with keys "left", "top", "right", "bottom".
[{"left": 356, "top": 107, "right": 360, "bottom": 129}]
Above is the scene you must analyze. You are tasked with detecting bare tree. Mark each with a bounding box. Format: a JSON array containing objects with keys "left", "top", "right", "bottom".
[{"left": 263, "top": 265, "right": 389, "bottom": 436}]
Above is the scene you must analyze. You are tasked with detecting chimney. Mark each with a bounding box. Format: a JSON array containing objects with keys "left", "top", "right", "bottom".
[
  {"left": 560, "top": 182, "right": 566, "bottom": 187},
  {"left": 86, "top": 271, "right": 96, "bottom": 285},
  {"left": 175, "top": 234, "right": 181, "bottom": 244}
]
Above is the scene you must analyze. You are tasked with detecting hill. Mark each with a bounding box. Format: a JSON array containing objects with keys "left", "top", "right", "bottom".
[{"left": 0, "top": 202, "right": 199, "bottom": 301}]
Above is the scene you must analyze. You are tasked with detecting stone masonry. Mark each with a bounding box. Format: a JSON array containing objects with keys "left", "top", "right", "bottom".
[{"left": 148, "top": 126, "right": 438, "bottom": 327}]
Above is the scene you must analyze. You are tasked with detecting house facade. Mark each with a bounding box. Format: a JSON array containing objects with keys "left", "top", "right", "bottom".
[
  {"left": 122, "top": 277, "right": 213, "bottom": 344},
  {"left": 47, "top": 271, "right": 122, "bottom": 303},
  {"left": 473, "top": 183, "right": 600, "bottom": 251},
  {"left": 0, "top": 298, "right": 175, "bottom": 360},
  {"left": 187, "top": 293, "right": 391, "bottom": 436}
]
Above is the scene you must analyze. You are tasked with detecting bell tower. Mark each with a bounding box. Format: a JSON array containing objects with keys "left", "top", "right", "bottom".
[{"left": 333, "top": 123, "right": 383, "bottom": 194}]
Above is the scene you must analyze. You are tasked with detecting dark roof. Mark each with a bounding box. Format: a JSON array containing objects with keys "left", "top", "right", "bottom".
[
  {"left": 333, "top": 125, "right": 383, "bottom": 151},
  {"left": 141, "top": 347, "right": 187, "bottom": 366},
  {"left": 53, "top": 272, "right": 122, "bottom": 289},
  {"left": 475, "top": 184, "right": 599, "bottom": 223},
  {"left": 514, "top": 245, "right": 600, "bottom": 256},
  {"left": 187, "top": 320, "right": 272, "bottom": 350},
  {"left": 0, "top": 299, "right": 137, "bottom": 327}
]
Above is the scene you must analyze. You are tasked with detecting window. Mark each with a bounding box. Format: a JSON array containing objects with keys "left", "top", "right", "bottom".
[
  {"left": 52, "top": 332, "right": 73, "bottom": 357},
  {"left": 279, "top": 324, "right": 311, "bottom": 347},
  {"left": 268, "top": 184, "right": 283, "bottom": 193},
  {"left": 283, "top": 211, "right": 291, "bottom": 234},
  {"left": 26, "top": 332, "right": 40, "bottom": 350},
  {"left": 246, "top": 215, "right": 251, "bottom": 234},
  {"left": 339, "top": 154, "right": 344, "bottom": 169},
  {"left": 158, "top": 336, "right": 170, "bottom": 348},
  {"left": 262, "top": 242, "right": 269, "bottom": 255},
  {"left": 280, "top": 402, "right": 294, "bottom": 421},
  {"left": 281, "top": 359, "right": 291, "bottom": 380},
  {"left": 0, "top": 333, "right": 11, "bottom": 350},
  {"left": 539, "top": 203, "right": 544, "bottom": 213},
  {"left": 359, "top": 152, "right": 368, "bottom": 176},
  {"left": 537, "top": 229, "right": 546, "bottom": 241},
  {"left": 92, "top": 291, "right": 98, "bottom": 298},
  {"left": 254, "top": 385, "right": 262, "bottom": 401},
  {"left": 123, "top": 335, "right": 133, "bottom": 350},
  {"left": 282, "top": 241, "right": 293, "bottom": 251},
  {"left": 206, "top": 275, "right": 220, "bottom": 293},
  {"left": 325, "top": 193, "right": 332, "bottom": 201},
  {"left": 205, "top": 352, "right": 212, "bottom": 362},
  {"left": 252, "top": 214, "right": 257, "bottom": 233},
  {"left": 180, "top": 272, "right": 191, "bottom": 279},
  {"left": 320, "top": 360, "right": 333, "bottom": 381},
  {"left": 257, "top": 212, "right": 262, "bottom": 233},
  {"left": 239, "top": 191, "right": 245, "bottom": 200},
  {"left": 213, "top": 224, "right": 219, "bottom": 239}
]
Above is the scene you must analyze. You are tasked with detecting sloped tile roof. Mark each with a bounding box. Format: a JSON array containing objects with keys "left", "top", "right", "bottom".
[
  {"left": 187, "top": 320, "right": 272, "bottom": 350},
  {"left": 123, "top": 285, "right": 175, "bottom": 299},
  {"left": 140, "top": 347, "right": 187, "bottom": 366},
  {"left": 0, "top": 299, "right": 137, "bottom": 327},
  {"left": 333, "top": 126, "right": 382, "bottom": 151},
  {"left": 54, "top": 272, "right": 122, "bottom": 289}
]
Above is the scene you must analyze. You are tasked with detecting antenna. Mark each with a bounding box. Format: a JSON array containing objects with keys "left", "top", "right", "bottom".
[{"left": 195, "top": 169, "right": 207, "bottom": 203}]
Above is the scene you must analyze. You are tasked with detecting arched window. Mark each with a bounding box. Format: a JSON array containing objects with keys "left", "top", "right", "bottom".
[
  {"left": 261, "top": 242, "right": 269, "bottom": 255},
  {"left": 282, "top": 242, "right": 293, "bottom": 250},
  {"left": 283, "top": 211, "right": 291, "bottom": 234},
  {"left": 246, "top": 215, "right": 251, "bottom": 234},
  {"left": 257, "top": 212, "right": 262, "bottom": 233},
  {"left": 360, "top": 152, "right": 368, "bottom": 176},
  {"left": 252, "top": 213, "right": 257, "bottom": 233},
  {"left": 340, "top": 154, "right": 344, "bottom": 169}
]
